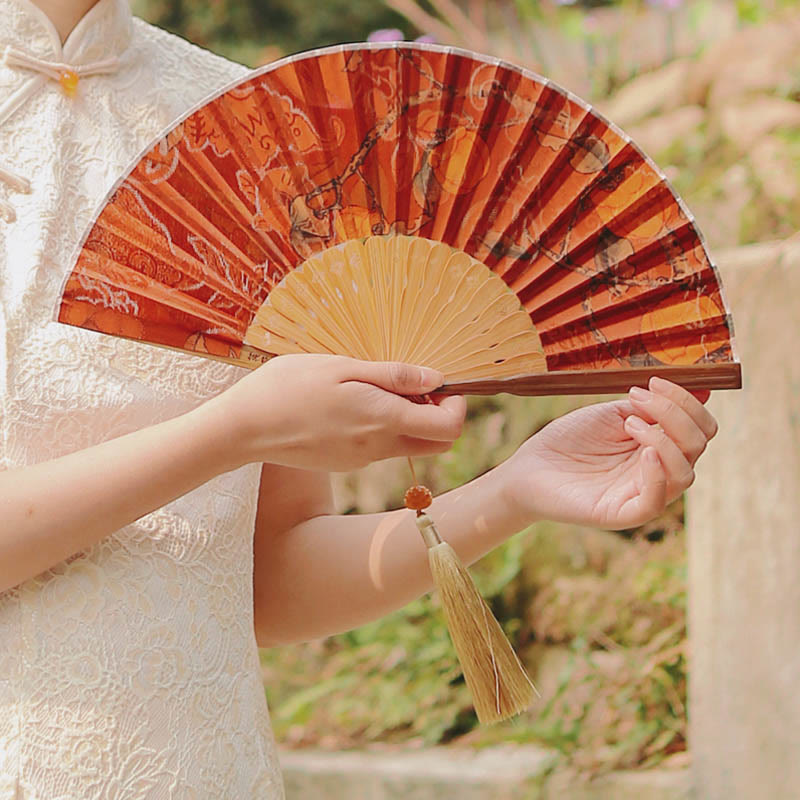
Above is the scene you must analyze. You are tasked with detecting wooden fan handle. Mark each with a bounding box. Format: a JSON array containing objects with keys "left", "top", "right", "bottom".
[{"left": 439, "top": 363, "right": 742, "bottom": 396}]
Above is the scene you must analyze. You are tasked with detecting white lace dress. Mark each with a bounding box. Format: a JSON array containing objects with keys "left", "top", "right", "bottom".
[{"left": 0, "top": 0, "right": 284, "bottom": 796}]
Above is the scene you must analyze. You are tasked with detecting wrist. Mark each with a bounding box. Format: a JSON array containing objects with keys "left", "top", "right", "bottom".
[
  {"left": 187, "top": 393, "right": 254, "bottom": 473},
  {"left": 492, "top": 456, "right": 543, "bottom": 532},
  {"left": 194, "top": 373, "right": 306, "bottom": 470}
]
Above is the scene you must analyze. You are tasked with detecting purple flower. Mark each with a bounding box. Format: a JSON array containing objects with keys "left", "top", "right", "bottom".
[
  {"left": 367, "top": 29, "right": 405, "bottom": 43},
  {"left": 647, "top": 0, "right": 684, "bottom": 8},
  {"left": 415, "top": 34, "right": 437, "bottom": 44}
]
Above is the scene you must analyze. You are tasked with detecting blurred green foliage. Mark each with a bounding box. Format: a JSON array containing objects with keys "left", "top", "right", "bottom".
[
  {"left": 262, "top": 393, "right": 690, "bottom": 773},
  {"left": 131, "top": 0, "right": 414, "bottom": 66},
  {"left": 262, "top": 512, "right": 689, "bottom": 773},
  {"left": 262, "top": 530, "right": 531, "bottom": 749}
]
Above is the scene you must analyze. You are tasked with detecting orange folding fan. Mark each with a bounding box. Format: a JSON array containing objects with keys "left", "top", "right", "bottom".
[
  {"left": 56, "top": 43, "right": 741, "bottom": 724},
  {"left": 57, "top": 42, "right": 740, "bottom": 395}
]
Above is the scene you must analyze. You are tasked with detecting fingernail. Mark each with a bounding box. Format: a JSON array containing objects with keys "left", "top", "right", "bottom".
[
  {"left": 420, "top": 367, "right": 444, "bottom": 389},
  {"left": 626, "top": 415, "right": 647, "bottom": 432},
  {"left": 630, "top": 386, "right": 649, "bottom": 403},
  {"left": 650, "top": 376, "right": 670, "bottom": 391}
]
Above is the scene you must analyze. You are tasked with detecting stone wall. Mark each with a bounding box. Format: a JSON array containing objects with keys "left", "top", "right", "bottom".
[{"left": 688, "top": 239, "right": 800, "bottom": 800}]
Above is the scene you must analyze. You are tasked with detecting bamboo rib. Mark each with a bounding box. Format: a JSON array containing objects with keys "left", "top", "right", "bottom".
[{"left": 244, "top": 235, "right": 548, "bottom": 380}]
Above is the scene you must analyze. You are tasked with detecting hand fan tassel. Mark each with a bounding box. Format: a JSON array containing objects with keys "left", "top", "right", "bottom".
[{"left": 404, "top": 457, "right": 539, "bottom": 724}]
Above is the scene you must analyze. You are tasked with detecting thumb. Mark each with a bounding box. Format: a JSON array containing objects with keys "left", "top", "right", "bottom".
[{"left": 346, "top": 360, "right": 445, "bottom": 395}]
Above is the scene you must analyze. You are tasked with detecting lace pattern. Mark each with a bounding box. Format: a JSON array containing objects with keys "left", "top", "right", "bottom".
[{"left": 0, "top": 1, "right": 284, "bottom": 796}]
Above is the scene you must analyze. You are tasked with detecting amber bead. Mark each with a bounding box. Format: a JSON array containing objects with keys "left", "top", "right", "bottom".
[
  {"left": 404, "top": 485, "right": 433, "bottom": 511},
  {"left": 59, "top": 70, "right": 79, "bottom": 97}
]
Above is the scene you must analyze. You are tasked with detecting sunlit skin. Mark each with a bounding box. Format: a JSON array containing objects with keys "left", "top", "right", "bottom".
[
  {"left": 246, "top": 359, "right": 715, "bottom": 644},
  {"left": 2, "top": 1, "right": 719, "bottom": 652}
]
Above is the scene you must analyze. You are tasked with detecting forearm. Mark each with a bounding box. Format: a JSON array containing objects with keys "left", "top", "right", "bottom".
[
  {"left": 0, "top": 398, "right": 238, "bottom": 594},
  {"left": 254, "top": 461, "right": 534, "bottom": 646}
]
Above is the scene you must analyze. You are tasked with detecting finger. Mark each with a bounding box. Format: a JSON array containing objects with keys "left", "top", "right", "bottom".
[
  {"left": 649, "top": 376, "right": 718, "bottom": 439},
  {"left": 628, "top": 386, "right": 710, "bottom": 464},
  {"left": 339, "top": 358, "right": 444, "bottom": 396},
  {"left": 624, "top": 415, "right": 696, "bottom": 496},
  {"left": 391, "top": 434, "right": 458, "bottom": 459},
  {"left": 427, "top": 391, "right": 455, "bottom": 405},
  {"left": 691, "top": 389, "right": 711, "bottom": 405},
  {"left": 616, "top": 447, "right": 668, "bottom": 528},
  {"left": 391, "top": 392, "right": 466, "bottom": 443},
  {"left": 433, "top": 394, "right": 467, "bottom": 416}
]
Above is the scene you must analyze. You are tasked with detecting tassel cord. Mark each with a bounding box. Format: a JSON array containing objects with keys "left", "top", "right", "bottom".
[{"left": 403, "top": 454, "right": 538, "bottom": 723}]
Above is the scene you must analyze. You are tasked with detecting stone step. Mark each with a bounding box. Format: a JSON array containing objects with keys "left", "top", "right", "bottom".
[{"left": 279, "top": 747, "right": 690, "bottom": 800}]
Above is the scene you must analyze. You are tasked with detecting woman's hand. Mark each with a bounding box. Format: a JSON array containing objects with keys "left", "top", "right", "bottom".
[
  {"left": 497, "top": 377, "right": 719, "bottom": 530},
  {"left": 211, "top": 353, "right": 467, "bottom": 471}
]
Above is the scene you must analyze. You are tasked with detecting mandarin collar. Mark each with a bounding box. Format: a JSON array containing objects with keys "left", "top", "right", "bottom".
[{"left": 0, "top": 0, "right": 132, "bottom": 64}]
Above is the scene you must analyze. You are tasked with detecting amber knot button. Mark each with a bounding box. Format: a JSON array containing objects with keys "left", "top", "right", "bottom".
[{"left": 59, "top": 69, "right": 79, "bottom": 97}]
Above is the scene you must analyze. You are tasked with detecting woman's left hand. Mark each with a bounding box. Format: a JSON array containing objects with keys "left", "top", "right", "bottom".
[{"left": 497, "top": 377, "right": 719, "bottom": 530}]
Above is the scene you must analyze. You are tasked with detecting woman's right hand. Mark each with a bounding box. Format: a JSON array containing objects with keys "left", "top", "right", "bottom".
[{"left": 210, "top": 353, "right": 467, "bottom": 471}]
